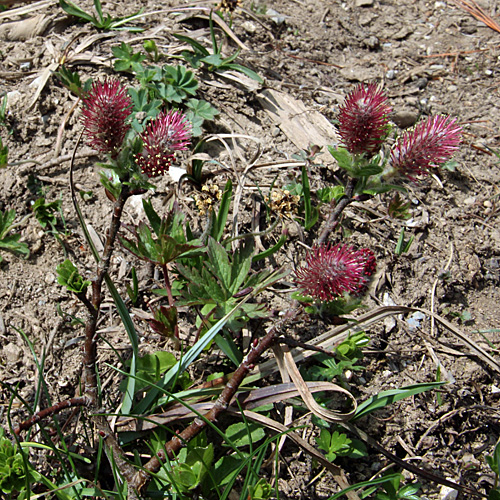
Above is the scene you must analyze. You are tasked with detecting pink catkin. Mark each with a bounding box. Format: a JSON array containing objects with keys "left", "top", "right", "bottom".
[
  {"left": 294, "top": 243, "right": 376, "bottom": 302},
  {"left": 338, "top": 83, "right": 392, "bottom": 156},
  {"left": 135, "top": 110, "right": 192, "bottom": 177},
  {"left": 390, "top": 115, "right": 462, "bottom": 180},
  {"left": 81, "top": 79, "right": 132, "bottom": 157}
]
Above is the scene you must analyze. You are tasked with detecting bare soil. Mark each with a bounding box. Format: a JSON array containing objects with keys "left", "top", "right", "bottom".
[{"left": 1, "top": 0, "right": 500, "bottom": 498}]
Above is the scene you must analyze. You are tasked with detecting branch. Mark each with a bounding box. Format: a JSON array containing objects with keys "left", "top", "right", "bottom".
[
  {"left": 13, "top": 397, "right": 88, "bottom": 436},
  {"left": 317, "top": 177, "right": 356, "bottom": 245}
]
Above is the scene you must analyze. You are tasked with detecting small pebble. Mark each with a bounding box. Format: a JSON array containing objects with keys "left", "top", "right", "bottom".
[
  {"left": 484, "top": 69, "right": 493, "bottom": 76},
  {"left": 4, "top": 343, "right": 23, "bottom": 365},
  {"left": 241, "top": 21, "right": 257, "bottom": 33},
  {"left": 355, "top": 0, "right": 374, "bottom": 6},
  {"left": 447, "top": 85, "right": 457, "bottom": 92},
  {"left": 386, "top": 69, "right": 396, "bottom": 80},
  {"left": 392, "top": 110, "right": 418, "bottom": 129}
]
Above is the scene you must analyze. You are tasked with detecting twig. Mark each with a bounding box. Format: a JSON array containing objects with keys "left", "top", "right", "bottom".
[
  {"left": 13, "top": 397, "right": 87, "bottom": 435},
  {"left": 317, "top": 177, "right": 357, "bottom": 245}
]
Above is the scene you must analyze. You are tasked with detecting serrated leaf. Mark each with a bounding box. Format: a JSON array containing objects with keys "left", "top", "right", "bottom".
[
  {"left": 212, "top": 179, "right": 232, "bottom": 241},
  {"left": 206, "top": 238, "right": 232, "bottom": 294},
  {"left": 229, "top": 240, "right": 254, "bottom": 294}
]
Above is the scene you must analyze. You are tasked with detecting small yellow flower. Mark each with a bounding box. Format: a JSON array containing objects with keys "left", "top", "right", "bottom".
[
  {"left": 265, "top": 188, "right": 300, "bottom": 219},
  {"left": 194, "top": 183, "right": 223, "bottom": 215}
]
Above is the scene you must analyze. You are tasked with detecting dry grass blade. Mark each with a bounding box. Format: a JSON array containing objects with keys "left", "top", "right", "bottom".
[
  {"left": 274, "top": 344, "right": 357, "bottom": 422},
  {"left": 450, "top": 0, "right": 500, "bottom": 33},
  {"left": 114, "top": 381, "right": 353, "bottom": 431}
]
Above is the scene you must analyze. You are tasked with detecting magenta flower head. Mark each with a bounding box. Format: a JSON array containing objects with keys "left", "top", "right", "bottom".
[
  {"left": 81, "top": 79, "right": 132, "bottom": 157},
  {"left": 294, "top": 243, "right": 376, "bottom": 302},
  {"left": 135, "top": 110, "right": 192, "bottom": 178},
  {"left": 389, "top": 115, "right": 462, "bottom": 181},
  {"left": 338, "top": 83, "right": 392, "bottom": 156}
]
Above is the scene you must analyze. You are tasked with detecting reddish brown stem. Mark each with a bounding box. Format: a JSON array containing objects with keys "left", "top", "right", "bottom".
[
  {"left": 82, "top": 185, "right": 131, "bottom": 407},
  {"left": 317, "top": 177, "right": 356, "bottom": 245},
  {"left": 13, "top": 397, "right": 88, "bottom": 435},
  {"left": 130, "top": 308, "right": 300, "bottom": 492}
]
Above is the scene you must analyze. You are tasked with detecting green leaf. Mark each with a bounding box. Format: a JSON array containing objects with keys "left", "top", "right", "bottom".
[
  {"left": 0, "top": 137, "right": 7, "bottom": 168},
  {"left": 206, "top": 238, "right": 232, "bottom": 293},
  {"left": 201, "top": 53, "right": 225, "bottom": 67},
  {"left": 317, "top": 185, "right": 345, "bottom": 203},
  {"left": 59, "top": 0, "right": 95, "bottom": 23},
  {"left": 56, "top": 259, "right": 90, "bottom": 294},
  {"left": 212, "top": 179, "right": 232, "bottom": 241},
  {"left": 186, "top": 99, "right": 219, "bottom": 121},
  {"left": 301, "top": 166, "right": 318, "bottom": 230},
  {"left": 173, "top": 33, "right": 210, "bottom": 57},
  {"left": 353, "top": 382, "right": 447, "bottom": 421},
  {"left": 112, "top": 42, "right": 146, "bottom": 72},
  {"left": 224, "top": 422, "right": 265, "bottom": 447},
  {"left": 224, "top": 63, "right": 263, "bottom": 83},
  {"left": 328, "top": 146, "right": 354, "bottom": 171},
  {"left": 252, "top": 233, "right": 287, "bottom": 263},
  {"left": 397, "top": 483, "right": 422, "bottom": 499}
]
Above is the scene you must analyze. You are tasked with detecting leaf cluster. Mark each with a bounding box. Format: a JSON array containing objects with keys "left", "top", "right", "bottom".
[
  {"left": 120, "top": 200, "right": 202, "bottom": 266},
  {"left": 176, "top": 237, "right": 270, "bottom": 333},
  {"left": 0, "top": 428, "right": 40, "bottom": 496},
  {"left": 56, "top": 259, "right": 90, "bottom": 295},
  {"left": 315, "top": 429, "right": 366, "bottom": 462},
  {"left": 112, "top": 42, "right": 219, "bottom": 136}
]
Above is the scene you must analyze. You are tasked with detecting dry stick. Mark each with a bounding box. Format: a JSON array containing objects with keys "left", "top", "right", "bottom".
[
  {"left": 317, "top": 177, "right": 357, "bottom": 245},
  {"left": 130, "top": 308, "right": 300, "bottom": 493}
]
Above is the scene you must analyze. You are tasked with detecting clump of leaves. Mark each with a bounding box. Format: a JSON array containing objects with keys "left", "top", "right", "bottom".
[
  {"left": 305, "top": 332, "right": 368, "bottom": 383},
  {"left": 173, "top": 13, "right": 262, "bottom": 83},
  {"left": 32, "top": 197, "right": 67, "bottom": 237},
  {"left": 175, "top": 237, "right": 271, "bottom": 361},
  {"left": 315, "top": 428, "right": 366, "bottom": 462},
  {"left": 112, "top": 42, "right": 219, "bottom": 136},
  {"left": 56, "top": 259, "right": 90, "bottom": 295},
  {"left": 0, "top": 428, "right": 40, "bottom": 497},
  {"left": 0, "top": 209, "right": 29, "bottom": 263}
]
